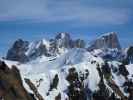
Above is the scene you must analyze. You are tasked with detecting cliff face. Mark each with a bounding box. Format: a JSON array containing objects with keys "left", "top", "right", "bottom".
[
  {"left": 6, "top": 39, "right": 29, "bottom": 62},
  {"left": 125, "top": 46, "right": 133, "bottom": 64},
  {"left": 55, "top": 33, "right": 73, "bottom": 48},
  {"left": 88, "top": 32, "right": 121, "bottom": 50},
  {"left": 55, "top": 33, "right": 85, "bottom": 49}
]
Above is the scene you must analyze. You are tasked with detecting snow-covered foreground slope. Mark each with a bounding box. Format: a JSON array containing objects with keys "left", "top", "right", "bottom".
[
  {"left": 4, "top": 48, "right": 133, "bottom": 100},
  {"left": 4, "top": 49, "right": 102, "bottom": 99}
]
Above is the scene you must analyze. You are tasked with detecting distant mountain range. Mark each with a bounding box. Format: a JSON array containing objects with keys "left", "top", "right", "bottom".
[{"left": 6, "top": 32, "right": 124, "bottom": 62}]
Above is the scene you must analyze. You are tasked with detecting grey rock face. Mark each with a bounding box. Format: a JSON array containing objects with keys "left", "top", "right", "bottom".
[
  {"left": 126, "top": 46, "right": 133, "bottom": 64},
  {"left": 6, "top": 39, "right": 29, "bottom": 62},
  {"left": 73, "top": 39, "right": 85, "bottom": 48},
  {"left": 49, "top": 33, "right": 86, "bottom": 55},
  {"left": 6, "top": 39, "right": 50, "bottom": 62},
  {"left": 88, "top": 32, "right": 121, "bottom": 50},
  {"left": 27, "top": 40, "right": 50, "bottom": 59},
  {"left": 55, "top": 33, "right": 86, "bottom": 49},
  {"left": 49, "top": 39, "right": 57, "bottom": 56},
  {"left": 55, "top": 33, "right": 73, "bottom": 48}
]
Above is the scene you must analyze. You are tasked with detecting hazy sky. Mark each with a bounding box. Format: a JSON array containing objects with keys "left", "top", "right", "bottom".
[{"left": 0, "top": 0, "right": 133, "bottom": 56}]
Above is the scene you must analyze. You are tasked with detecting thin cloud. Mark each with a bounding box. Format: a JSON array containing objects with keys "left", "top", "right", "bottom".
[{"left": 0, "top": 0, "right": 131, "bottom": 26}]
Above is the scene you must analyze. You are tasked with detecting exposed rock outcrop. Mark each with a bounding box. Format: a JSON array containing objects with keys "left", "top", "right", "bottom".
[
  {"left": 25, "top": 78, "right": 44, "bottom": 100},
  {"left": 55, "top": 33, "right": 73, "bottom": 48},
  {"left": 73, "top": 39, "right": 86, "bottom": 48},
  {"left": 0, "top": 61, "right": 35, "bottom": 100},
  {"left": 88, "top": 32, "right": 121, "bottom": 50},
  {"left": 6, "top": 39, "right": 29, "bottom": 62},
  {"left": 126, "top": 46, "right": 133, "bottom": 64},
  {"left": 27, "top": 40, "right": 50, "bottom": 59}
]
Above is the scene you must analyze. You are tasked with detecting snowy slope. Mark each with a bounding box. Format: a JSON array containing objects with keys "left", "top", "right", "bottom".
[
  {"left": 4, "top": 48, "right": 104, "bottom": 100},
  {"left": 4, "top": 47, "right": 133, "bottom": 100}
]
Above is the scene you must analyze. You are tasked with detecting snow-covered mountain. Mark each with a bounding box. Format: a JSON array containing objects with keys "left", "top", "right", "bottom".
[
  {"left": 6, "top": 33, "right": 86, "bottom": 62},
  {"left": 1, "top": 32, "right": 133, "bottom": 100}
]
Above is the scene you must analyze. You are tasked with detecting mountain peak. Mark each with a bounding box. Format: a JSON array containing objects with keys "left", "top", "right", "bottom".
[
  {"left": 55, "top": 32, "right": 71, "bottom": 39},
  {"left": 99, "top": 32, "right": 117, "bottom": 38},
  {"left": 6, "top": 39, "right": 29, "bottom": 62},
  {"left": 55, "top": 33, "right": 72, "bottom": 48},
  {"left": 88, "top": 32, "right": 121, "bottom": 50}
]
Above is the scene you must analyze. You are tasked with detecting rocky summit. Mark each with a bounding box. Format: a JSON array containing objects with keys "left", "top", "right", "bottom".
[
  {"left": 6, "top": 39, "right": 29, "bottom": 62},
  {"left": 88, "top": 32, "right": 121, "bottom": 50}
]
